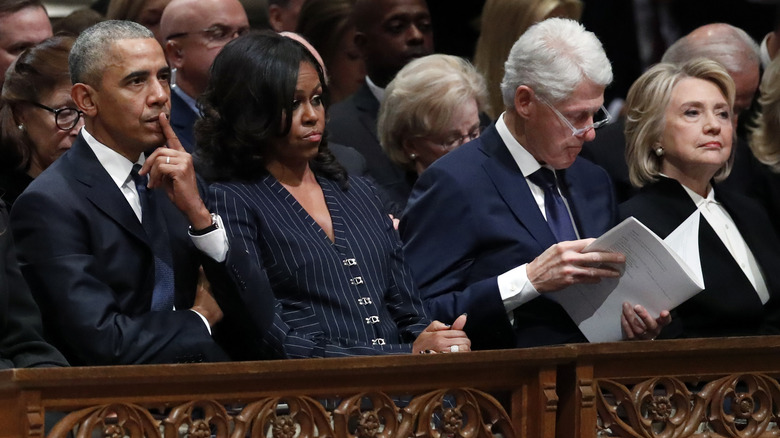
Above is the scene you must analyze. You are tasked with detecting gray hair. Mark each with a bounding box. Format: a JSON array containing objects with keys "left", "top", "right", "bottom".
[
  {"left": 69, "top": 20, "right": 153, "bottom": 86},
  {"left": 662, "top": 23, "right": 759, "bottom": 76},
  {"left": 500, "top": 17, "right": 612, "bottom": 108}
]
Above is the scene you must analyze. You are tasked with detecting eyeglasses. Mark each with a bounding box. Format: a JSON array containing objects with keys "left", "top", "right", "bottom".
[
  {"left": 427, "top": 126, "right": 483, "bottom": 150},
  {"left": 537, "top": 95, "right": 611, "bottom": 137},
  {"left": 30, "top": 102, "right": 83, "bottom": 131},
  {"left": 166, "top": 24, "right": 250, "bottom": 46}
]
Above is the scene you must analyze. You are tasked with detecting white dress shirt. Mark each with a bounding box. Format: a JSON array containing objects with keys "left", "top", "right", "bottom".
[{"left": 681, "top": 185, "right": 769, "bottom": 304}]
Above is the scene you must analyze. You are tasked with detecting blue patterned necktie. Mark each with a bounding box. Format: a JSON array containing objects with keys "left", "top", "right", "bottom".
[
  {"left": 130, "top": 164, "right": 175, "bottom": 311},
  {"left": 528, "top": 167, "right": 578, "bottom": 242}
]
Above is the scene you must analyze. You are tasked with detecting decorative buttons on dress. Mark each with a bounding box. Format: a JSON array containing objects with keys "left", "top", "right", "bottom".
[
  {"left": 350, "top": 276, "right": 364, "bottom": 285},
  {"left": 342, "top": 258, "right": 357, "bottom": 266},
  {"left": 372, "top": 338, "right": 386, "bottom": 345},
  {"left": 357, "top": 297, "right": 373, "bottom": 305},
  {"left": 365, "top": 315, "right": 380, "bottom": 324}
]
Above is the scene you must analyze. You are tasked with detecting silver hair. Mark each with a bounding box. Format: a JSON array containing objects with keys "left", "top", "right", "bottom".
[
  {"left": 69, "top": 20, "right": 154, "bottom": 86},
  {"left": 662, "top": 24, "right": 759, "bottom": 75},
  {"left": 500, "top": 17, "right": 612, "bottom": 108}
]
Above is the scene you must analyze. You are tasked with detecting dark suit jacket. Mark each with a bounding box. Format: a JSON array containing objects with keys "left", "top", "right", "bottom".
[
  {"left": 170, "top": 88, "right": 198, "bottom": 153},
  {"left": 10, "top": 135, "right": 229, "bottom": 365},
  {"left": 327, "top": 83, "right": 415, "bottom": 215},
  {"left": 619, "top": 177, "right": 780, "bottom": 338},
  {"left": 208, "top": 174, "right": 429, "bottom": 358},
  {"left": 0, "top": 200, "right": 68, "bottom": 369},
  {"left": 400, "top": 123, "right": 617, "bottom": 350}
]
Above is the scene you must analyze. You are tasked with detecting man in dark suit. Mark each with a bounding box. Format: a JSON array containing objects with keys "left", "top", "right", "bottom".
[
  {"left": 159, "top": 0, "right": 249, "bottom": 152},
  {"left": 327, "top": 0, "right": 433, "bottom": 214},
  {"left": 9, "top": 20, "right": 257, "bottom": 366},
  {"left": 0, "top": 199, "right": 67, "bottom": 369},
  {"left": 401, "top": 18, "right": 667, "bottom": 350}
]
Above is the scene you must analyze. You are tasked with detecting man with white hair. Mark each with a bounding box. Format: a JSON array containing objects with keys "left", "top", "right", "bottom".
[{"left": 401, "top": 18, "right": 667, "bottom": 350}]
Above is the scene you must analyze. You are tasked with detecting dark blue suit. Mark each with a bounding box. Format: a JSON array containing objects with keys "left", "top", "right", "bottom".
[
  {"left": 170, "top": 88, "right": 198, "bottom": 153},
  {"left": 10, "top": 135, "right": 229, "bottom": 365},
  {"left": 208, "top": 174, "right": 429, "bottom": 358},
  {"left": 400, "top": 123, "right": 617, "bottom": 350}
]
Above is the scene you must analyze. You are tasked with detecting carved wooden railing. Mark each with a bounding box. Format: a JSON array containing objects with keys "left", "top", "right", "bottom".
[
  {"left": 561, "top": 336, "right": 780, "bottom": 438},
  {"left": 3, "top": 337, "right": 780, "bottom": 438},
  {"left": 0, "top": 346, "right": 570, "bottom": 438}
]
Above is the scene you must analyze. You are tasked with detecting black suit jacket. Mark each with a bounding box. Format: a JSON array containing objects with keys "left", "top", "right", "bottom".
[
  {"left": 327, "top": 83, "right": 415, "bottom": 214},
  {"left": 619, "top": 177, "right": 780, "bottom": 338},
  {"left": 10, "top": 134, "right": 229, "bottom": 365},
  {"left": 170, "top": 88, "right": 198, "bottom": 153},
  {"left": 0, "top": 199, "right": 68, "bottom": 369},
  {"left": 401, "top": 123, "right": 618, "bottom": 350}
]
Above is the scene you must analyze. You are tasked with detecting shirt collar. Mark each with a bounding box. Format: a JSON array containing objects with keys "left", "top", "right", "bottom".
[
  {"left": 495, "top": 112, "right": 543, "bottom": 177},
  {"left": 81, "top": 128, "right": 145, "bottom": 188},
  {"left": 365, "top": 75, "right": 385, "bottom": 103},
  {"left": 678, "top": 180, "right": 717, "bottom": 207},
  {"left": 172, "top": 84, "right": 199, "bottom": 116}
]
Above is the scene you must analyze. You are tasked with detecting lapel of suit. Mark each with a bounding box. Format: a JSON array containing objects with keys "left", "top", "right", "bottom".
[
  {"left": 561, "top": 164, "right": 600, "bottom": 238},
  {"left": 478, "top": 125, "right": 557, "bottom": 248},
  {"left": 352, "top": 83, "right": 380, "bottom": 138},
  {"left": 170, "top": 90, "right": 197, "bottom": 153},
  {"left": 68, "top": 134, "right": 149, "bottom": 245}
]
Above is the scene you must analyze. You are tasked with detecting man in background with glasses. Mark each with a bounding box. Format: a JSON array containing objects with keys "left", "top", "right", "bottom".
[
  {"left": 401, "top": 18, "right": 668, "bottom": 350},
  {"left": 159, "top": 0, "right": 249, "bottom": 152}
]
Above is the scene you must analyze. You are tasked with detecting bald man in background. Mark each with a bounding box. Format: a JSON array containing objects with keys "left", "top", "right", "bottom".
[{"left": 159, "top": 0, "right": 249, "bottom": 152}]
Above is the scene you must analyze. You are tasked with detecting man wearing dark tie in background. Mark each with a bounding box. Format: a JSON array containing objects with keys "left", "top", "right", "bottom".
[
  {"left": 10, "top": 20, "right": 271, "bottom": 365},
  {"left": 401, "top": 18, "right": 668, "bottom": 350}
]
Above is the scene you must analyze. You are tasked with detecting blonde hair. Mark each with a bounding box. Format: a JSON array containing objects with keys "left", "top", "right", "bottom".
[
  {"left": 378, "top": 54, "right": 489, "bottom": 170},
  {"left": 474, "top": 0, "right": 582, "bottom": 119},
  {"left": 625, "top": 58, "right": 736, "bottom": 188},
  {"left": 749, "top": 55, "right": 780, "bottom": 172}
]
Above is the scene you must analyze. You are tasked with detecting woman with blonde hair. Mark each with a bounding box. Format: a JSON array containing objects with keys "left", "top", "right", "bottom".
[
  {"left": 620, "top": 58, "right": 780, "bottom": 339},
  {"left": 378, "top": 54, "right": 489, "bottom": 176},
  {"left": 473, "top": 0, "right": 582, "bottom": 120}
]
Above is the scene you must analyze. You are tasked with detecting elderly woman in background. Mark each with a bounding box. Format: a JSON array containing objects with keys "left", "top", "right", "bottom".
[
  {"left": 0, "top": 36, "right": 81, "bottom": 206},
  {"left": 106, "top": 0, "right": 171, "bottom": 41},
  {"left": 197, "top": 32, "right": 470, "bottom": 358},
  {"left": 378, "top": 54, "right": 489, "bottom": 176},
  {"left": 474, "top": 0, "right": 582, "bottom": 120},
  {"left": 620, "top": 58, "right": 780, "bottom": 339},
  {"left": 296, "top": 0, "right": 364, "bottom": 104}
]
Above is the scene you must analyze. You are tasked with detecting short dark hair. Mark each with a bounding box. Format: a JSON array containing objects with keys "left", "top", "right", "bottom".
[{"left": 196, "top": 30, "right": 347, "bottom": 186}]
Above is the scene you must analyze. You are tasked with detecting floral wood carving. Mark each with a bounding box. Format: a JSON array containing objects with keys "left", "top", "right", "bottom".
[
  {"left": 162, "top": 399, "right": 230, "bottom": 437},
  {"left": 595, "top": 374, "right": 780, "bottom": 438},
  {"left": 46, "top": 403, "right": 161, "bottom": 438},
  {"left": 396, "top": 388, "right": 516, "bottom": 438},
  {"left": 232, "top": 396, "right": 333, "bottom": 438},
  {"left": 333, "top": 391, "right": 399, "bottom": 438}
]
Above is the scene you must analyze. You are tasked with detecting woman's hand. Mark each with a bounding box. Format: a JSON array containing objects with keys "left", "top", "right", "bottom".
[
  {"left": 621, "top": 302, "right": 671, "bottom": 340},
  {"left": 413, "top": 314, "right": 471, "bottom": 354}
]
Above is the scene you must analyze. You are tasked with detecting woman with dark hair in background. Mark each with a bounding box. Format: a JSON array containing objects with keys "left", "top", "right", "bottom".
[
  {"left": 197, "top": 32, "right": 469, "bottom": 358},
  {"left": 0, "top": 36, "right": 80, "bottom": 206}
]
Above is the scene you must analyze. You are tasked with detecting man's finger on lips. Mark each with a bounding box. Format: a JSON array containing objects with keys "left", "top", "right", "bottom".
[{"left": 159, "top": 113, "right": 185, "bottom": 152}]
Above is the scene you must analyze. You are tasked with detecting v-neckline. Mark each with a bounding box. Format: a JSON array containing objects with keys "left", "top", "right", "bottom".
[{"left": 265, "top": 175, "right": 348, "bottom": 255}]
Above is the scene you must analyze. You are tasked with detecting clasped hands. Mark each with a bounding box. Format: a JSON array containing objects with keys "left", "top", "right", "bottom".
[
  {"left": 413, "top": 314, "right": 471, "bottom": 354},
  {"left": 527, "top": 238, "right": 671, "bottom": 341}
]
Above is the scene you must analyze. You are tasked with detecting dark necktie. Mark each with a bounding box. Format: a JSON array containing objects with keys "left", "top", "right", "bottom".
[
  {"left": 130, "top": 164, "right": 175, "bottom": 311},
  {"left": 528, "top": 167, "right": 578, "bottom": 242}
]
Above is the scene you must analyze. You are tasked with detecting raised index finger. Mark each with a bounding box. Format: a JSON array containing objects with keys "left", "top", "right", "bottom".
[{"left": 159, "top": 112, "right": 185, "bottom": 152}]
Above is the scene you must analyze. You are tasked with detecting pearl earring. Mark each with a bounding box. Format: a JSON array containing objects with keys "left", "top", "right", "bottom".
[
  {"left": 654, "top": 146, "right": 664, "bottom": 157},
  {"left": 17, "top": 124, "right": 24, "bottom": 131},
  {"left": 409, "top": 153, "right": 417, "bottom": 160}
]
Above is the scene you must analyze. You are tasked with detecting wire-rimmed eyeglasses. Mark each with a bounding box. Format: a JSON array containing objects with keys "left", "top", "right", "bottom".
[
  {"left": 426, "top": 126, "right": 483, "bottom": 150},
  {"left": 30, "top": 102, "right": 83, "bottom": 131},
  {"left": 537, "top": 95, "right": 611, "bottom": 137},
  {"left": 166, "top": 24, "right": 250, "bottom": 47}
]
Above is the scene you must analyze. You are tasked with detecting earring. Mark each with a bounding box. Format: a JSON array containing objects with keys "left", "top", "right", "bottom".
[
  {"left": 654, "top": 146, "right": 664, "bottom": 157},
  {"left": 17, "top": 124, "right": 23, "bottom": 131},
  {"left": 409, "top": 153, "right": 417, "bottom": 160}
]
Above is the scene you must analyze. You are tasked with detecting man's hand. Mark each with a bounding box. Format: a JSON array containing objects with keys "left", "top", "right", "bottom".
[
  {"left": 527, "top": 239, "right": 625, "bottom": 293},
  {"left": 191, "top": 267, "right": 223, "bottom": 327},
  {"left": 139, "top": 113, "right": 212, "bottom": 230},
  {"left": 412, "top": 314, "right": 470, "bottom": 354},
  {"left": 621, "top": 302, "right": 671, "bottom": 341}
]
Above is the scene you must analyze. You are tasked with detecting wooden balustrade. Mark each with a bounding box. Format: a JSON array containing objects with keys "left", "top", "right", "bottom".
[{"left": 1, "top": 336, "right": 780, "bottom": 437}]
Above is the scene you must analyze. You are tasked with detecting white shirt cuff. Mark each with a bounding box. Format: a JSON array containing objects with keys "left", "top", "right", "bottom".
[
  {"left": 497, "top": 264, "right": 540, "bottom": 314},
  {"left": 190, "top": 214, "right": 229, "bottom": 262},
  {"left": 190, "top": 309, "right": 212, "bottom": 335}
]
